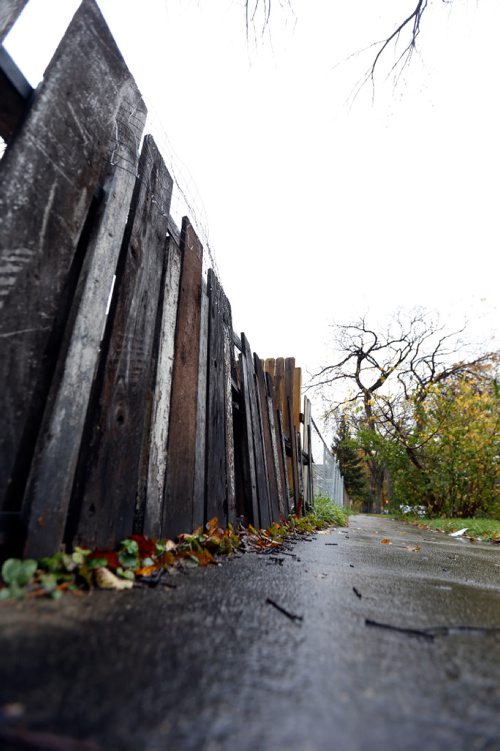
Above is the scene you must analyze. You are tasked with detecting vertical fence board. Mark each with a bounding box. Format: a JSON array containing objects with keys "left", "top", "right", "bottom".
[
  {"left": 144, "top": 234, "right": 182, "bottom": 537},
  {"left": 255, "top": 356, "right": 279, "bottom": 524},
  {"left": 192, "top": 277, "right": 209, "bottom": 531},
  {"left": 266, "top": 372, "right": 287, "bottom": 519},
  {"left": 0, "top": 0, "right": 146, "bottom": 548},
  {"left": 276, "top": 409, "right": 290, "bottom": 516},
  {"left": 67, "top": 136, "right": 172, "bottom": 550},
  {"left": 222, "top": 292, "right": 236, "bottom": 525},
  {"left": 23, "top": 106, "right": 147, "bottom": 557},
  {"left": 238, "top": 335, "right": 261, "bottom": 527},
  {"left": 162, "top": 218, "right": 203, "bottom": 538},
  {"left": 240, "top": 335, "right": 270, "bottom": 528},
  {"left": 205, "top": 269, "right": 227, "bottom": 525}
]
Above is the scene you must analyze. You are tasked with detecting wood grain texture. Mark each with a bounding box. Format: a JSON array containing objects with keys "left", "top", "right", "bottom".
[
  {"left": 162, "top": 218, "right": 203, "bottom": 538},
  {"left": 205, "top": 269, "right": 227, "bottom": 525},
  {"left": 67, "top": 136, "right": 172, "bottom": 551},
  {"left": 255, "top": 356, "right": 278, "bottom": 524},
  {"left": 192, "top": 277, "right": 209, "bottom": 531},
  {"left": 144, "top": 234, "right": 182, "bottom": 537},
  {"left": 0, "top": 0, "right": 145, "bottom": 516},
  {"left": 238, "top": 340, "right": 259, "bottom": 527},
  {"left": 223, "top": 294, "right": 237, "bottom": 525},
  {"left": 3, "top": 0, "right": 147, "bottom": 557},
  {"left": 241, "top": 335, "right": 270, "bottom": 528},
  {"left": 265, "top": 372, "right": 286, "bottom": 519}
]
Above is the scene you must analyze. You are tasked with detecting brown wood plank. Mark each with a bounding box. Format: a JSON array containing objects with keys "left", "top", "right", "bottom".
[
  {"left": 205, "top": 269, "right": 227, "bottom": 526},
  {"left": 286, "top": 395, "right": 300, "bottom": 513},
  {"left": 66, "top": 136, "right": 172, "bottom": 550},
  {"left": 192, "top": 277, "right": 209, "bottom": 531},
  {"left": 265, "top": 372, "right": 287, "bottom": 519},
  {"left": 274, "top": 358, "right": 286, "bottom": 418},
  {"left": 293, "top": 367, "right": 302, "bottom": 437},
  {"left": 0, "top": 0, "right": 28, "bottom": 42},
  {"left": 263, "top": 358, "right": 276, "bottom": 380},
  {"left": 144, "top": 235, "right": 182, "bottom": 537},
  {"left": 162, "top": 218, "right": 203, "bottom": 538},
  {"left": 0, "top": 0, "right": 147, "bottom": 556}
]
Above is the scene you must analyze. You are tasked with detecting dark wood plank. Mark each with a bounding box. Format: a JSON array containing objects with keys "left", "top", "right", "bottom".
[
  {"left": 192, "top": 277, "right": 209, "bottom": 531},
  {"left": 286, "top": 395, "right": 300, "bottom": 514},
  {"left": 302, "top": 396, "right": 313, "bottom": 511},
  {"left": 205, "top": 269, "right": 227, "bottom": 525},
  {"left": 255, "top": 357, "right": 279, "bottom": 524},
  {"left": 240, "top": 334, "right": 270, "bottom": 529},
  {"left": 144, "top": 235, "right": 182, "bottom": 537},
  {"left": 0, "top": 0, "right": 28, "bottom": 42},
  {"left": 223, "top": 293, "right": 237, "bottom": 526},
  {"left": 66, "top": 136, "right": 173, "bottom": 551},
  {"left": 237, "top": 338, "right": 259, "bottom": 527},
  {"left": 0, "top": 0, "right": 147, "bottom": 557},
  {"left": 276, "top": 408, "right": 291, "bottom": 516},
  {"left": 265, "top": 372, "right": 287, "bottom": 519},
  {"left": 162, "top": 218, "right": 203, "bottom": 538},
  {"left": 0, "top": 47, "right": 32, "bottom": 141}
]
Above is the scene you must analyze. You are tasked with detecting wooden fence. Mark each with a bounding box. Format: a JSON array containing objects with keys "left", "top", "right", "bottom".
[{"left": 0, "top": 0, "right": 314, "bottom": 559}]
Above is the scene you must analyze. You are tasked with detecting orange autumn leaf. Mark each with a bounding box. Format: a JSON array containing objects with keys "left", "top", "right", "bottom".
[
  {"left": 206, "top": 517, "right": 219, "bottom": 535},
  {"left": 136, "top": 564, "right": 160, "bottom": 577},
  {"left": 380, "top": 538, "right": 392, "bottom": 545}
]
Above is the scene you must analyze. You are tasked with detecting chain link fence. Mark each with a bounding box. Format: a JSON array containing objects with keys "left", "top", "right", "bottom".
[{"left": 310, "top": 418, "right": 345, "bottom": 506}]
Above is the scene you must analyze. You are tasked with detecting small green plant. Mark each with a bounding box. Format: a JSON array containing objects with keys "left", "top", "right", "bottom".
[
  {"left": 310, "top": 496, "right": 349, "bottom": 527},
  {"left": 0, "top": 558, "right": 38, "bottom": 600}
]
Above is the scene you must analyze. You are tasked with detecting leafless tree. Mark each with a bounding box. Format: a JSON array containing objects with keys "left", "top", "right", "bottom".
[
  {"left": 308, "top": 309, "right": 494, "bottom": 512},
  {"left": 246, "top": 1, "right": 454, "bottom": 85}
]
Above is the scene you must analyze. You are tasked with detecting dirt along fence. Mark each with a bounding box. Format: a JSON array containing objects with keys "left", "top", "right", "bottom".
[{"left": 0, "top": 0, "right": 344, "bottom": 559}]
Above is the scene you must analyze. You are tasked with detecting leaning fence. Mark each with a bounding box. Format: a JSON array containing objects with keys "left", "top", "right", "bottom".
[{"left": 0, "top": 0, "right": 344, "bottom": 559}]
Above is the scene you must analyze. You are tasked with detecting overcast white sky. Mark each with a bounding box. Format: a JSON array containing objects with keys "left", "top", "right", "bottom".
[{"left": 5, "top": 0, "right": 499, "bottom": 381}]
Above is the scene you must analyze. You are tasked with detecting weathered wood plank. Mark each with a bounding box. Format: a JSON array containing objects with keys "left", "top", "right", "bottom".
[
  {"left": 1, "top": 1, "right": 147, "bottom": 556},
  {"left": 274, "top": 358, "right": 286, "bottom": 418},
  {"left": 255, "top": 356, "right": 279, "bottom": 524},
  {"left": 293, "top": 366, "right": 302, "bottom": 437},
  {"left": 23, "top": 134, "right": 147, "bottom": 556},
  {"left": 0, "top": 0, "right": 146, "bottom": 526},
  {"left": 67, "top": 136, "right": 172, "bottom": 550},
  {"left": 205, "top": 269, "right": 227, "bottom": 525},
  {"left": 162, "top": 218, "right": 203, "bottom": 538},
  {"left": 265, "top": 372, "right": 287, "bottom": 519},
  {"left": 241, "top": 334, "right": 270, "bottom": 529},
  {"left": 238, "top": 339, "right": 259, "bottom": 527},
  {"left": 276, "top": 408, "right": 290, "bottom": 516},
  {"left": 192, "top": 277, "right": 209, "bottom": 532},
  {"left": 286, "top": 394, "right": 300, "bottom": 513},
  {"left": 0, "top": 0, "right": 28, "bottom": 42},
  {"left": 302, "top": 396, "right": 313, "bottom": 511},
  {"left": 264, "top": 358, "right": 276, "bottom": 379},
  {"left": 223, "top": 294, "right": 236, "bottom": 526},
  {"left": 143, "top": 234, "right": 182, "bottom": 537}
]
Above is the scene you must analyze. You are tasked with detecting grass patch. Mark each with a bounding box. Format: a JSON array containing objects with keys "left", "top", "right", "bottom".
[
  {"left": 397, "top": 516, "right": 500, "bottom": 542},
  {"left": 310, "top": 496, "right": 349, "bottom": 528}
]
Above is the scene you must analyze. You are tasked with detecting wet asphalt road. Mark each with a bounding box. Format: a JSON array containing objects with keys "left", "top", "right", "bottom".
[{"left": 0, "top": 514, "right": 499, "bottom": 751}]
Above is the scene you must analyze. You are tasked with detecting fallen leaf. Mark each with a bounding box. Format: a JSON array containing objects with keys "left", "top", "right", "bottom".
[
  {"left": 94, "top": 567, "right": 133, "bottom": 590},
  {"left": 405, "top": 544, "right": 421, "bottom": 552},
  {"left": 380, "top": 538, "right": 392, "bottom": 545}
]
